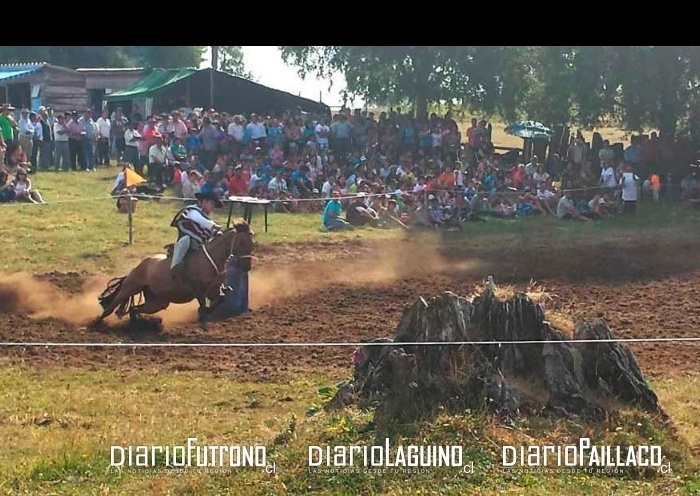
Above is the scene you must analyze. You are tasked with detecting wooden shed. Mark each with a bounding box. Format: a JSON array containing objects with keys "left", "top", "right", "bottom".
[
  {"left": 76, "top": 67, "right": 146, "bottom": 111},
  {"left": 0, "top": 62, "right": 87, "bottom": 113}
]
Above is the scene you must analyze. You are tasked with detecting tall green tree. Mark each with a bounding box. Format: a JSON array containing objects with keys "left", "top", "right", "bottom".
[
  {"left": 215, "top": 46, "right": 253, "bottom": 79},
  {"left": 279, "top": 46, "right": 531, "bottom": 118},
  {"left": 0, "top": 46, "right": 204, "bottom": 69}
]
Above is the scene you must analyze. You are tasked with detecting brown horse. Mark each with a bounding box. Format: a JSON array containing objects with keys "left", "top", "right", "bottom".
[{"left": 92, "top": 221, "right": 254, "bottom": 329}]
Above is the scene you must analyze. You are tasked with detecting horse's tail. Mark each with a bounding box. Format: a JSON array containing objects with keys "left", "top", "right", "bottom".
[{"left": 98, "top": 276, "right": 126, "bottom": 310}]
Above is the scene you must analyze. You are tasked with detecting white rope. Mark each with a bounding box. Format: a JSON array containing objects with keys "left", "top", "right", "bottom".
[
  {"left": 2, "top": 336, "right": 700, "bottom": 348},
  {"left": 0, "top": 182, "right": 655, "bottom": 207}
]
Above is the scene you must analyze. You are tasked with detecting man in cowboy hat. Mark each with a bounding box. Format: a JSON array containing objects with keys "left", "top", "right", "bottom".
[{"left": 169, "top": 190, "right": 224, "bottom": 281}]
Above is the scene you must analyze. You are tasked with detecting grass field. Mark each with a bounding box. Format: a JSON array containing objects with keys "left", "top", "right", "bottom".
[{"left": 2, "top": 153, "right": 700, "bottom": 495}]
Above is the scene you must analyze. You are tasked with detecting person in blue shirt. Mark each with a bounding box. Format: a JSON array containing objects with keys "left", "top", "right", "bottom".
[
  {"left": 323, "top": 191, "right": 352, "bottom": 231},
  {"left": 185, "top": 128, "right": 200, "bottom": 153}
]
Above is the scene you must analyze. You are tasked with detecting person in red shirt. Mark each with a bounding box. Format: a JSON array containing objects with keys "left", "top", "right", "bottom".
[{"left": 228, "top": 165, "right": 248, "bottom": 196}]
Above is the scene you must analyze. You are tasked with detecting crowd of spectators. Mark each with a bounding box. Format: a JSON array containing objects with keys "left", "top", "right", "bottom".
[{"left": 3, "top": 101, "right": 700, "bottom": 225}]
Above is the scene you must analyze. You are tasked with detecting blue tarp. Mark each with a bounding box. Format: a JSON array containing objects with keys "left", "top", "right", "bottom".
[{"left": 0, "top": 65, "right": 44, "bottom": 84}]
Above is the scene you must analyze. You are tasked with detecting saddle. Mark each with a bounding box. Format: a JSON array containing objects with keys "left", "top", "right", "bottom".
[{"left": 164, "top": 241, "right": 204, "bottom": 259}]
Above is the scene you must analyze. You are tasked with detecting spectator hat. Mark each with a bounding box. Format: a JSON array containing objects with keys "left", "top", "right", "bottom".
[{"left": 195, "top": 191, "right": 223, "bottom": 208}]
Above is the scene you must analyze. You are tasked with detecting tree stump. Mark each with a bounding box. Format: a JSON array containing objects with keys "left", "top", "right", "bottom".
[{"left": 331, "top": 288, "right": 661, "bottom": 423}]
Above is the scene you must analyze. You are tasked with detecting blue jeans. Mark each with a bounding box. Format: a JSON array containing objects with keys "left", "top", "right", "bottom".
[
  {"left": 211, "top": 260, "right": 249, "bottom": 320},
  {"left": 325, "top": 218, "right": 352, "bottom": 231},
  {"left": 83, "top": 140, "right": 95, "bottom": 170}
]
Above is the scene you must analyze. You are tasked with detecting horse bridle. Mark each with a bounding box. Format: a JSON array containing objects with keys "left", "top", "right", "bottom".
[{"left": 200, "top": 230, "right": 253, "bottom": 277}]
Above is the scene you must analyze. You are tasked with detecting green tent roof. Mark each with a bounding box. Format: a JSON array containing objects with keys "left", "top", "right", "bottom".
[{"left": 105, "top": 68, "right": 198, "bottom": 100}]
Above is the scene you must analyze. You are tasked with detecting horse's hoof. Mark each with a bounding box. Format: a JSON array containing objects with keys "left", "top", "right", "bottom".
[{"left": 87, "top": 319, "right": 106, "bottom": 331}]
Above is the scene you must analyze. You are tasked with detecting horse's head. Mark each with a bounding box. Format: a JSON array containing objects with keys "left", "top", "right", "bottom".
[{"left": 229, "top": 221, "right": 254, "bottom": 271}]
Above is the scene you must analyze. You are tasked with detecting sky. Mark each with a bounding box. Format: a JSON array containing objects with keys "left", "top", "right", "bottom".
[{"left": 201, "top": 46, "right": 363, "bottom": 109}]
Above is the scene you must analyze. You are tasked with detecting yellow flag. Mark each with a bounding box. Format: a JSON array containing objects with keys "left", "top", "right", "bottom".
[{"left": 125, "top": 168, "right": 147, "bottom": 187}]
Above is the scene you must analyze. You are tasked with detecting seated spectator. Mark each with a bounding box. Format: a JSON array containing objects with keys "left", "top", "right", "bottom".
[
  {"left": 323, "top": 191, "right": 352, "bottom": 231},
  {"left": 557, "top": 190, "right": 593, "bottom": 221},
  {"left": 347, "top": 192, "right": 379, "bottom": 227},
  {"left": 0, "top": 166, "right": 15, "bottom": 203},
  {"left": 182, "top": 169, "right": 202, "bottom": 200},
  {"left": 11, "top": 168, "right": 45, "bottom": 203}
]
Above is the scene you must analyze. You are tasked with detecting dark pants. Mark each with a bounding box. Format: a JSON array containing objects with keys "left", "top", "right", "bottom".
[
  {"left": 623, "top": 200, "right": 637, "bottom": 215},
  {"left": 149, "top": 162, "right": 164, "bottom": 186},
  {"left": 68, "top": 139, "right": 84, "bottom": 170},
  {"left": 97, "top": 137, "right": 110, "bottom": 165},
  {"left": 31, "top": 139, "right": 40, "bottom": 169},
  {"left": 39, "top": 140, "right": 53, "bottom": 170}
]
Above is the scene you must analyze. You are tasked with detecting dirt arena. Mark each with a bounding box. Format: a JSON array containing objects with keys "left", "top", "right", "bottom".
[{"left": 0, "top": 234, "right": 699, "bottom": 382}]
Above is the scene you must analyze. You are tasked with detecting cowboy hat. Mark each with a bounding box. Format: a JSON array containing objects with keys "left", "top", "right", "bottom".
[{"left": 195, "top": 191, "right": 223, "bottom": 208}]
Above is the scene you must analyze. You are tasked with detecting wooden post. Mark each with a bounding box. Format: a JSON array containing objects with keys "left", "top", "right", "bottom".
[{"left": 127, "top": 193, "right": 133, "bottom": 244}]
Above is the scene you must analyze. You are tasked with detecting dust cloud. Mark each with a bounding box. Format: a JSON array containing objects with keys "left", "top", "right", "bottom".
[{"left": 0, "top": 241, "right": 480, "bottom": 327}]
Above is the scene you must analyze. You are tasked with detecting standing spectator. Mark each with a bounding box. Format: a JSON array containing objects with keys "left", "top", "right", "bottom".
[
  {"left": 619, "top": 163, "right": 640, "bottom": 215},
  {"left": 18, "top": 109, "right": 35, "bottom": 167},
  {"left": 0, "top": 104, "right": 16, "bottom": 164},
  {"left": 148, "top": 132, "right": 167, "bottom": 187},
  {"left": 96, "top": 110, "right": 111, "bottom": 165},
  {"left": 30, "top": 112, "right": 42, "bottom": 171},
  {"left": 169, "top": 111, "right": 188, "bottom": 140},
  {"left": 67, "top": 111, "right": 84, "bottom": 170},
  {"left": 110, "top": 107, "right": 128, "bottom": 161},
  {"left": 227, "top": 115, "right": 244, "bottom": 159},
  {"left": 123, "top": 122, "right": 141, "bottom": 170},
  {"left": 53, "top": 114, "right": 70, "bottom": 171},
  {"left": 38, "top": 107, "right": 53, "bottom": 170},
  {"left": 246, "top": 114, "right": 267, "bottom": 150},
  {"left": 624, "top": 136, "right": 642, "bottom": 171},
  {"left": 198, "top": 117, "right": 219, "bottom": 169},
  {"left": 79, "top": 109, "right": 97, "bottom": 171},
  {"left": 330, "top": 113, "right": 352, "bottom": 159},
  {"left": 599, "top": 162, "right": 616, "bottom": 189}
]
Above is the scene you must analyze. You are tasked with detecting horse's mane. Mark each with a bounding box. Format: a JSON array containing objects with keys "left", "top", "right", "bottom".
[{"left": 232, "top": 220, "right": 251, "bottom": 234}]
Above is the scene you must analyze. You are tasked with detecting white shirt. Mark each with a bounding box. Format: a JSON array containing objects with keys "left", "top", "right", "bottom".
[
  {"left": 267, "top": 177, "right": 288, "bottom": 194},
  {"left": 19, "top": 117, "right": 35, "bottom": 138},
  {"left": 125, "top": 129, "right": 140, "bottom": 148},
  {"left": 600, "top": 166, "right": 616, "bottom": 188},
  {"left": 148, "top": 144, "right": 167, "bottom": 164},
  {"left": 227, "top": 122, "right": 244, "bottom": 142},
  {"left": 321, "top": 181, "right": 333, "bottom": 198},
  {"left": 247, "top": 122, "right": 266, "bottom": 140},
  {"left": 620, "top": 172, "right": 640, "bottom": 201},
  {"left": 54, "top": 122, "right": 69, "bottom": 142},
  {"left": 96, "top": 117, "right": 111, "bottom": 139},
  {"left": 315, "top": 123, "right": 330, "bottom": 145}
]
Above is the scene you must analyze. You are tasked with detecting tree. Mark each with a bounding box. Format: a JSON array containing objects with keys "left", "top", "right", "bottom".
[
  {"left": 279, "top": 46, "right": 531, "bottom": 119},
  {"left": 0, "top": 46, "right": 204, "bottom": 69},
  {"left": 216, "top": 46, "right": 253, "bottom": 79}
]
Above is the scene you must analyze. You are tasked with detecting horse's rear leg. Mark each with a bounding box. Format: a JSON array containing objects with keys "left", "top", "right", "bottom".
[
  {"left": 92, "top": 277, "right": 143, "bottom": 326},
  {"left": 129, "top": 290, "right": 169, "bottom": 324}
]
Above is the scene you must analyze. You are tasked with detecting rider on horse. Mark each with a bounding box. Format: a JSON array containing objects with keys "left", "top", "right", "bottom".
[{"left": 170, "top": 191, "right": 223, "bottom": 282}]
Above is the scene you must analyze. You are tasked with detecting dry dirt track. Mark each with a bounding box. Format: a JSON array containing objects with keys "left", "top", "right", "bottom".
[{"left": 0, "top": 234, "right": 699, "bottom": 382}]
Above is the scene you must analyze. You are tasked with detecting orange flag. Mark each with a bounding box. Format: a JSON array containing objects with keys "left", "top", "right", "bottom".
[{"left": 125, "top": 168, "right": 147, "bottom": 187}]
